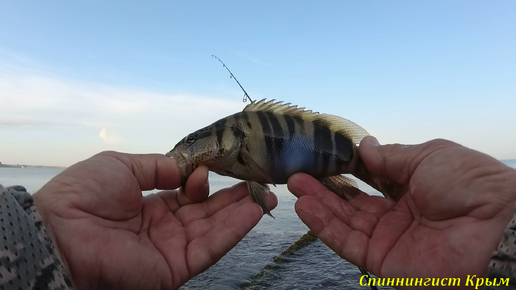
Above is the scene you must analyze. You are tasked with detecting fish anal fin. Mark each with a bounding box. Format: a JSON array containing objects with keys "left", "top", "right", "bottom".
[
  {"left": 318, "top": 175, "right": 362, "bottom": 201},
  {"left": 240, "top": 147, "right": 276, "bottom": 185},
  {"left": 247, "top": 181, "right": 274, "bottom": 218}
]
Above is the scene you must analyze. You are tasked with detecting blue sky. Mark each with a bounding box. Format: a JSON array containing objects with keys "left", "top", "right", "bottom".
[{"left": 0, "top": 1, "right": 515, "bottom": 166}]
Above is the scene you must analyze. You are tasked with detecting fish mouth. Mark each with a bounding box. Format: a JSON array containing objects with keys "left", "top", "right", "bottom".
[{"left": 166, "top": 150, "right": 194, "bottom": 187}]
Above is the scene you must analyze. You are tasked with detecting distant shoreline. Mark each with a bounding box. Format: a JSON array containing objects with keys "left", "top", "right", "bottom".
[{"left": 0, "top": 164, "right": 66, "bottom": 169}]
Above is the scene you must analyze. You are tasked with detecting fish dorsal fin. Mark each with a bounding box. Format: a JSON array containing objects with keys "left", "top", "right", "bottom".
[
  {"left": 243, "top": 99, "right": 370, "bottom": 144},
  {"left": 243, "top": 99, "right": 309, "bottom": 115}
]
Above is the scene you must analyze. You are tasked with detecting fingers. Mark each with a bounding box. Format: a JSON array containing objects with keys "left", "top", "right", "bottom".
[
  {"left": 180, "top": 166, "right": 210, "bottom": 203},
  {"left": 295, "top": 195, "right": 371, "bottom": 266},
  {"left": 101, "top": 152, "right": 211, "bottom": 206},
  {"left": 288, "top": 173, "right": 395, "bottom": 267},
  {"left": 35, "top": 152, "right": 155, "bottom": 221},
  {"left": 157, "top": 181, "right": 248, "bottom": 218},
  {"left": 288, "top": 173, "right": 393, "bottom": 228},
  {"left": 148, "top": 182, "right": 278, "bottom": 282},
  {"left": 358, "top": 136, "right": 456, "bottom": 186},
  {"left": 361, "top": 137, "right": 516, "bottom": 220},
  {"left": 96, "top": 151, "right": 183, "bottom": 191},
  {"left": 186, "top": 200, "right": 264, "bottom": 275},
  {"left": 177, "top": 182, "right": 278, "bottom": 227},
  {"left": 288, "top": 173, "right": 366, "bottom": 200},
  {"left": 180, "top": 184, "right": 278, "bottom": 275},
  {"left": 355, "top": 137, "right": 464, "bottom": 201}
]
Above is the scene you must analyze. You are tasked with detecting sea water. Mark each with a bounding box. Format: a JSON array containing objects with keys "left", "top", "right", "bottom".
[{"left": 1, "top": 160, "right": 515, "bottom": 290}]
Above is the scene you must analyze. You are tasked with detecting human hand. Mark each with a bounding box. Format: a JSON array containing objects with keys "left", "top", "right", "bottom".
[
  {"left": 34, "top": 151, "right": 277, "bottom": 290},
  {"left": 288, "top": 137, "right": 516, "bottom": 288}
]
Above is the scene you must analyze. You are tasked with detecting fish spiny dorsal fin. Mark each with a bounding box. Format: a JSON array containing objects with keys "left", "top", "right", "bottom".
[
  {"left": 243, "top": 99, "right": 370, "bottom": 144},
  {"left": 243, "top": 99, "right": 312, "bottom": 115}
]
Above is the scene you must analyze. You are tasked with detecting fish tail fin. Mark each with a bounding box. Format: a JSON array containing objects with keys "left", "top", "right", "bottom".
[
  {"left": 247, "top": 181, "right": 275, "bottom": 218},
  {"left": 318, "top": 175, "right": 362, "bottom": 201}
]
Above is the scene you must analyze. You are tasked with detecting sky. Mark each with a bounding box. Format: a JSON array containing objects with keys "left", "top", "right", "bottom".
[{"left": 0, "top": 1, "right": 515, "bottom": 167}]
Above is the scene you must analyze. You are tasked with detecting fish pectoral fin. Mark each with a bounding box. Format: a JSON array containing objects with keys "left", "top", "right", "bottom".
[
  {"left": 247, "top": 181, "right": 274, "bottom": 218},
  {"left": 240, "top": 147, "right": 276, "bottom": 185},
  {"left": 318, "top": 175, "right": 362, "bottom": 201}
]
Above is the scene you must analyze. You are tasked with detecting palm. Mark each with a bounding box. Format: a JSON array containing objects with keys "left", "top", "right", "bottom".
[
  {"left": 34, "top": 152, "right": 274, "bottom": 290},
  {"left": 289, "top": 138, "right": 516, "bottom": 288}
]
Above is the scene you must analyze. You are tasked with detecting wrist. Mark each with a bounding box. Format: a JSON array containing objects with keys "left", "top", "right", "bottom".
[{"left": 0, "top": 184, "right": 73, "bottom": 289}]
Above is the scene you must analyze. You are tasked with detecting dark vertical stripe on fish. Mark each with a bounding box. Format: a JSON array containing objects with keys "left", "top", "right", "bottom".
[
  {"left": 215, "top": 117, "right": 227, "bottom": 147},
  {"left": 259, "top": 113, "right": 276, "bottom": 149},
  {"left": 241, "top": 111, "right": 252, "bottom": 129},
  {"left": 232, "top": 112, "right": 240, "bottom": 125},
  {"left": 266, "top": 112, "right": 286, "bottom": 156},
  {"left": 313, "top": 124, "right": 333, "bottom": 176},
  {"left": 293, "top": 116, "right": 305, "bottom": 132},
  {"left": 334, "top": 132, "right": 353, "bottom": 172},
  {"left": 267, "top": 112, "right": 283, "bottom": 137},
  {"left": 283, "top": 115, "right": 296, "bottom": 137},
  {"left": 256, "top": 111, "right": 272, "bottom": 136},
  {"left": 328, "top": 131, "right": 337, "bottom": 174},
  {"left": 267, "top": 113, "right": 286, "bottom": 175},
  {"left": 255, "top": 112, "right": 275, "bottom": 172},
  {"left": 311, "top": 124, "right": 321, "bottom": 175},
  {"left": 239, "top": 111, "right": 248, "bottom": 128}
]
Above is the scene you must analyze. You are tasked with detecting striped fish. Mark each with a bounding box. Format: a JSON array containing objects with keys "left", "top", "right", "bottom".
[{"left": 166, "top": 99, "right": 373, "bottom": 217}]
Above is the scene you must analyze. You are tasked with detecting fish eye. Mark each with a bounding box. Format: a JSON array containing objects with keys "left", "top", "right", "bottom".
[{"left": 185, "top": 133, "right": 197, "bottom": 145}]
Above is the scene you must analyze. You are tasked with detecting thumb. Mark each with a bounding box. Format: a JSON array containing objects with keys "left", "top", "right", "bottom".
[
  {"left": 359, "top": 137, "right": 459, "bottom": 184},
  {"left": 355, "top": 137, "right": 455, "bottom": 201}
]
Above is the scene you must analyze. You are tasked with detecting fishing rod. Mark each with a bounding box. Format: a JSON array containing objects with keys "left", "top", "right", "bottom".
[
  {"left": 211, "top": 55, "right": 254, "bottom": 103},
  {"left": 211, "top": 55, "right": 378, "bottom": 290}
]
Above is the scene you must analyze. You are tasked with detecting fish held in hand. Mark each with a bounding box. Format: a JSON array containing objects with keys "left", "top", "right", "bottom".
[{"left": 166, "top": 99, "right": 370, "bottom": 217}]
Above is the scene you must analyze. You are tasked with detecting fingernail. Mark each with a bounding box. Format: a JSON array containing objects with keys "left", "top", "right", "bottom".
[{"left": 366, "top": 136, "right": 380, "bottom": 146}]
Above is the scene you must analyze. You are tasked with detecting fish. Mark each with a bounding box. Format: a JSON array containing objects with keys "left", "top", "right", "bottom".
[{"left": 166, "top": 98, "right": 400, "bottom": 217}]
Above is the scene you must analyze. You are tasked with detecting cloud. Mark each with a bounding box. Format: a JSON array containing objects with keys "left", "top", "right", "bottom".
[
  {"left": 0, "top": 71, "right": 246, "bottom": 167},
  {"left": 99, "top": 128, "right": 121, "bottom": 144},
  {"left": 0, "top": 72, "right": 244, "bottom": 134}
]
